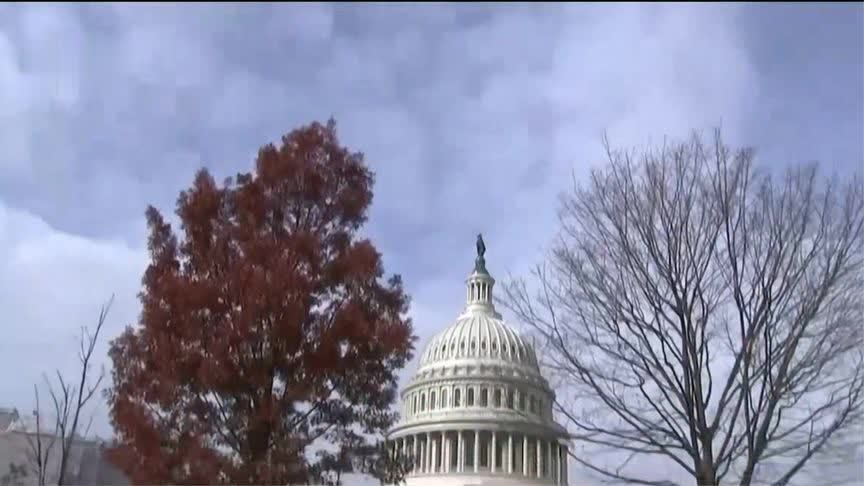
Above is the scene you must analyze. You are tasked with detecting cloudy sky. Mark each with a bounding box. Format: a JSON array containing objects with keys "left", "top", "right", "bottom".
[{"left": 0, "top": 3, "right": 861, "bottom": 484}]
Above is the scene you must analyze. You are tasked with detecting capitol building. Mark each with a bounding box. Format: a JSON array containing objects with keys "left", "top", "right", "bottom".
[{"left": 387, "top": 237, "right": 571, "bottom": 485}]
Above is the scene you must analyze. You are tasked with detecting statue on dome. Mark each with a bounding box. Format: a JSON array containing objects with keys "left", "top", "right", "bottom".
[{"left": 475, "top": 233, "right": 487, "bottom": 271}]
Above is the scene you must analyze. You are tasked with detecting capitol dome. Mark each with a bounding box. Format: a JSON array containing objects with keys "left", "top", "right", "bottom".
[{"left": 387, "top": 236, "right": 570, "bottom": 486}]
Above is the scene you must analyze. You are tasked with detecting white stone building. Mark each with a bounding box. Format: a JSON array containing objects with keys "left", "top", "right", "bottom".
[{"left": 387, "top": 239, "right": 570, "bottom": 486}]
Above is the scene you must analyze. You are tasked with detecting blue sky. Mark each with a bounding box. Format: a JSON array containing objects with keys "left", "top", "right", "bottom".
[{"left": 0, "top": 3, "right": 861, "bottom": 484}]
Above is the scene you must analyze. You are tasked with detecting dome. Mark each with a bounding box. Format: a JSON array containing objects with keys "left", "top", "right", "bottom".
[
  {"left": 418, "top": 312, "right": 539, "bottom": 370},
  {"left": 387, "top": 235, "right": 571, "bottom": 486},
  {"left": 417, "top": 269, "right": 539, "bottom": 372}
]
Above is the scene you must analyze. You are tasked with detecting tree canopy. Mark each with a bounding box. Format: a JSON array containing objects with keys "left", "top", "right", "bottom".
[{"left": 105, "top": 120, "right": 415, "bottom": 485}]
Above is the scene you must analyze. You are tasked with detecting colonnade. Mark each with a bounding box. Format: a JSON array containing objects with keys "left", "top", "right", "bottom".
[{"left": 391, "top": 430, "right": 568, "bottom": 484}]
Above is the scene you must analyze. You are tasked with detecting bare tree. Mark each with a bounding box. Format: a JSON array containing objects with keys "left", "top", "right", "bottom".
[
  {"left": 503, "top": 131, "right": 864, "bottom": 486},
  {"left": 25, "top": 296, "right": 113, "bottom": 486},
  {"left": 25, "top": 383, "right": 57, "bottom": 486}
]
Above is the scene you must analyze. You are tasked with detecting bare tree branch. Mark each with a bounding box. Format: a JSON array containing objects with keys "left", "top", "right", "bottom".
[
  {"left": 502, "top": 130, "right": 864, "bottom": 485},
  {"left": 24, "top": 384, "right": 57, "bottom": 486},
  {"left": 24, "top": 295, "right": 114, "bottom": 486}
]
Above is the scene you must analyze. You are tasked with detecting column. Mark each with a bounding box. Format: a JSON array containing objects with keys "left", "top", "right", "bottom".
[
  {"left": 552, "top": 442, "right": 558, "bottom": 484},
  {"left": 507, "top": 433, "right": 514, "bottom": 474},
  {"left": 562, "top": 446, "right": 568, "bottom": 485},
  {"left": 473, "top": 430, "right": 480, "bottom": 473},
  {"left": 522, "top": 434, "right": 529, "bottom": 476},
  {"left": 557, "top": 444, "right": 567, "bottom": 484},
  {"left": 411, "top": 435, "right": 420, "bottom": 473},
  {"left": 425, "top": 436, "right": 430, "bottom": 473},
  {"left": 442, "top": 433, "right": 447, "bottom": 473},
  {"left": 437, "top": 433, "right": 441, "bottom": 473},
  {"left": 432, "top": 434, "right": 438, "bottom": 473},
  {"left": 420, "top": 436, "right": 429, "bottom": 473},
  {"left": 443, "top": 432, "right": 449, "bottom": 473},
  {"left": 402, "top": 438, "right": 408, "bottom": 473},
  {"left": 536, "top": 437, "right": 543, "bottom": 478},
  {"left": 458, "top": 430, "right": 465, "bottom": 473},
  {"left": 441, "top": 431, "right": 450, "bottom": 472},
  {"left": 561, "top": 443, "right": 567, "bottom": 485},
  {"left": 439, "top": 433, "right": 444, "bottom": 473},
  {"left": 426, "top": 433, "right": 432, "bottom": 473},
  {"left": 546, "top": 440, "right": 552, "bottom": 480},
  {"left": 491, "top": 432, "right": 497, "bottom": 473},
  {"left": 418, "top": 437, "right": 424, "bottom": 473}
]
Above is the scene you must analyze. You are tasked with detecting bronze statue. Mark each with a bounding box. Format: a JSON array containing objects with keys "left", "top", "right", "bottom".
[{"left": 476, "top": 233, "right": 486, "bottom": 259}]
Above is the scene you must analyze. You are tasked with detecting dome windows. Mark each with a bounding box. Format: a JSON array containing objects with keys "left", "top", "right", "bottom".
[{"left": 404, "top": 383, "right": 549, "bottom": 422}]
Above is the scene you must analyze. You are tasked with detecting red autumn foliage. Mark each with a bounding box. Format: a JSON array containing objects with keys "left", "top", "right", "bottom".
[{"left": 105, "top": 120, "right": 415, "bottom": 485}]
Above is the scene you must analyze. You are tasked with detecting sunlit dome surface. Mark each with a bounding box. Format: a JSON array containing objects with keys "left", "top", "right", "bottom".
[{"left": 418, "top": 301, "right": 539, "bottom": 370}]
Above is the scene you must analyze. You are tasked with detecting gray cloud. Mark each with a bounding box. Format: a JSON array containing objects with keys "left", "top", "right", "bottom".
[{"left": 0, "top": 3, "right": 860, "bottom": 484}]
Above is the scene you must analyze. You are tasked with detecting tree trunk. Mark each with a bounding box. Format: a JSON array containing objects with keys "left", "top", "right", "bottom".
[{"left": 696, "top": 464, "right": 718, "bottom": 486}]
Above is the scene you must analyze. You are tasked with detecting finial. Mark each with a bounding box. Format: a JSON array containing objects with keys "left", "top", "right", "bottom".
[{"left": 475, "top": 233, "right": 487, "bottom": 272}]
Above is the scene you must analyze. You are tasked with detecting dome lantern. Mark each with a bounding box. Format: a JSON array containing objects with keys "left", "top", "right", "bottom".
[{"left": 463, "top": 233, "right": 499, "bottom": 318}]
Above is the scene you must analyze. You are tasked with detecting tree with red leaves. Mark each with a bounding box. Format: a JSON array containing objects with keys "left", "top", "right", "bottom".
[{"left": 105, "top": 120, "right": 415, "bottom": 485}]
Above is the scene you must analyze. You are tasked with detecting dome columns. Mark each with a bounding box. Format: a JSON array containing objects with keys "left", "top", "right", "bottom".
[
  {"left": 390, "top": 430, "right": 569, "bottom": 484},
  {"left": 464, "top": 268, "right": 497, "bottom": 316}
]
